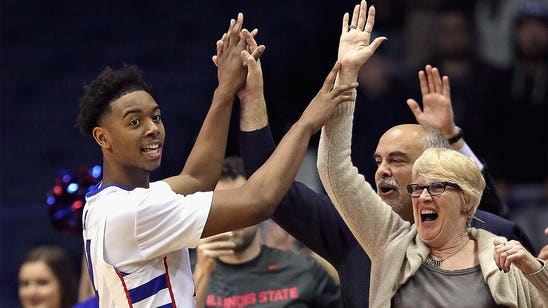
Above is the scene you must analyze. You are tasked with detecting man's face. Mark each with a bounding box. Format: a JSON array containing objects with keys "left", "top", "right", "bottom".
[
  {"left": 98, "top": 90, "right": 165, "bottom": 173},
  {"left": 373, "top": 125, "right": 426, "bottom": 222},
  {"left": 230, "top": 225, "right": 259, "bottom": 252},
  {"left": 215, "top": 176, "right": 258, "bottom": 252},
  {"left": 436, "top": 11, "right": 472, "bottom": 59}
]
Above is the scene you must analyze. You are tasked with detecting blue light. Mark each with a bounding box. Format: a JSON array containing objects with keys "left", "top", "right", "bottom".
[
  {"left": 67, "top": 183, "right": 79, "bottom": 194},
  {"left": 46, "top": 196, "right": 55, "bottom": 205},
  {"left": 62, "top": 174, "right": 71, "bottom": 183},
  {"left": 53, "top": 208, "right": 72, "bottom": 219},
  {"left": 90, "top": 165, "right": 102, "bottom": 178}
]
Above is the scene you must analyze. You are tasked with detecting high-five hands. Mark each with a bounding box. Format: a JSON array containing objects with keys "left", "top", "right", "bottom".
[{"left": 214, "top": 13, "right": 265, "bottom": 96}]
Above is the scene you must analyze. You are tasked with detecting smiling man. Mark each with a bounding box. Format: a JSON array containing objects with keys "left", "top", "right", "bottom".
[{"left": 373, "top": 125, "right": 448, "bottom": 222}]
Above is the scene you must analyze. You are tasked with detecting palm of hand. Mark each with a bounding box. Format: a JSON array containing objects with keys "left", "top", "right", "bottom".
[
  {"left": 338, "top": 33, "right": 373, "bottom": 67},
  {"left": 419, "top": 93, "right": 453, "bottom": 132}
]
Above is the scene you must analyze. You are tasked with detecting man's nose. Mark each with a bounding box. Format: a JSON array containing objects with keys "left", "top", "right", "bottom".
[
  {"left": 375, "top": 160, "right": 391, "bottom": 178},
  {"left": 145, "top": 119, "right": 160, "bottom": 136}
]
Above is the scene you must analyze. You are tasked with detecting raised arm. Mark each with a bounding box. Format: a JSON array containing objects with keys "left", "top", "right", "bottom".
[
  {"left": 202, "top": 59, "right": 358, "bottom": 237},
  {"left": 164, "top": 14, "right": 264, "bottom": 195},
  {"left": 231, "top": 30, "right": 364, "bottom": 267},
  {"left": 406, "top": 65, "right": 512, "bottom": 218},
  {"left": 240, "top": 124, "right": 361, "bottom": 264},
  {"left": 317, "top": 1, "right": 405, "bottom": 257}
]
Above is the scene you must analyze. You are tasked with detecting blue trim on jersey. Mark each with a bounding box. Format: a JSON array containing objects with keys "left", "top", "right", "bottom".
[
  {"left": 85, "top": 181, "right": 132, "bottom": 199},
  {"left": 156, "top": 303, "right": 173, "bottom": 308},
  {"left": 83, "top": 209, "right": 88, "bottom": 230},
  {"left": 128, "top": 274, "right": 168, "bottom": 303},
  {"left": 85, "top": 240, "right": 97, "bottom": 295},
  {"left": 119, "top": 270, "right": 130, "bottom": 277}
]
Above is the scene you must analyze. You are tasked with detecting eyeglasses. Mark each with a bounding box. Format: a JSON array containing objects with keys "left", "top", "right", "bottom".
[{"left": 406, "top": 181, "right": 461, "bottom": 198}]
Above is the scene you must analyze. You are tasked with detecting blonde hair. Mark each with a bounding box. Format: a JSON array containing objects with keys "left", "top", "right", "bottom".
[{"left": 412, "top": 148, "right": 486, "bottom": 216}]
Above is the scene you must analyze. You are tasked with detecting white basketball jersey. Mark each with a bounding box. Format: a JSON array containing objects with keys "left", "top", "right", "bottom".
[{"left": 82, "top": 181, "right": 212, "bottom": 307}]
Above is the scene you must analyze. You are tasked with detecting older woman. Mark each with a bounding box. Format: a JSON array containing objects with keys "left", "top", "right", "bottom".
[{"left": 317, "top": 104, "right": 548, "bottom": 306}]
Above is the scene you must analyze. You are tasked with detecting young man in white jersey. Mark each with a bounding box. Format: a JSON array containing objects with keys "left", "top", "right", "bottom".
[{"left": 76, "top": 14, "right": 359, "bottom": 307}]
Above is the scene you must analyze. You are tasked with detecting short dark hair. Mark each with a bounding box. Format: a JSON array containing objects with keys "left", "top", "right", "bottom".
[
  {"left": 19, "top": 246, "right": 78, "bottom": 308},
  {"left": 76, "top": 64, "right": 151, "bottom": 137},
  {"left": 220, "top": 156, "right": 247, "bottom": 180}
]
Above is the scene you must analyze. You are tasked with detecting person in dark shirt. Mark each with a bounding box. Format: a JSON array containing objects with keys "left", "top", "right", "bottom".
[
  {"left": 192, "top": 157, "right": 342, "bottom": 308},
  {"left": 237, "top": 2, "right": 535, "bottom": 306}
]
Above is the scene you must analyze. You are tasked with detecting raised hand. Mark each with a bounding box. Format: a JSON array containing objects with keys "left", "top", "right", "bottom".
[
  {"left": 406, "top": 65, "right": 457, "bottom": 138},
  {"left": 493, "top": 239, "right": 542, "bottom": 274},
  {"left": 298, "top": 62, "right": 359, "bottom": 134},
  {"left": 212, "top": 28, "right": 261, "bottom": 67},
  {"left": 215, "top": 13, "right": 250, "bottom": 97},
  {"left": 237, "top": 29, "right": 266, "bottom": 104},
  {"left": 212, "top": 25, "right": 265, "bottom": 103},
  {"left": 338, "top": 0, "right": 386, "bottom": 74}
]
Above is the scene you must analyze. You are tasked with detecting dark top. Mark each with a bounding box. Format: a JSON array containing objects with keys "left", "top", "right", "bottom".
[
  {"left": 240, "top": 125, "right": 536, "bottom": 308},
  {"left": 201, "top": 245, "right": 342, "bottom": 308}
]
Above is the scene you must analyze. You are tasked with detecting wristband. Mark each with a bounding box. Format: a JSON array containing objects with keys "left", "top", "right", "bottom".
[{"left": 447, "top": 126, "right": 463, "bottom": 145}]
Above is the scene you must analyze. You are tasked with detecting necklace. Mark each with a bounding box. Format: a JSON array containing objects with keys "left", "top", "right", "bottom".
[{"left": 424, "top": 238, "right": 470, "bottom": 268}]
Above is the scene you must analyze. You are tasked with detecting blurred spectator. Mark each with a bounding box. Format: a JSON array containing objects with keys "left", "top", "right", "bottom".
[
  {"left": 400, "top": 0, "right": 444, "bottom": 70},
  {"left": 430, "top": 2, "right": 478, "bottom": 123},
  {"left": 192, "top": 157, "right": 342, "bottom": 307},
  {"left": 485, "top": 3, "right": 547, "bottom": 186},
  {"left": 484, "top": 2, "right": 548, "bottom": 252},
  {"left": 475, "top": 0, "right": 520, "bottom": 69},
  {"left": 405, "top": 1, "right": 502, "bottom": 156},
  {"left": 18, "top": 246, "right": 78, "bottom": 308}
]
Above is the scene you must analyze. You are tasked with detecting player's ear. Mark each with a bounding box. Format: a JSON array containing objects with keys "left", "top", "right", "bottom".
[{"left": 92, "top": 127, "right": 110, "bottom": 149}]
